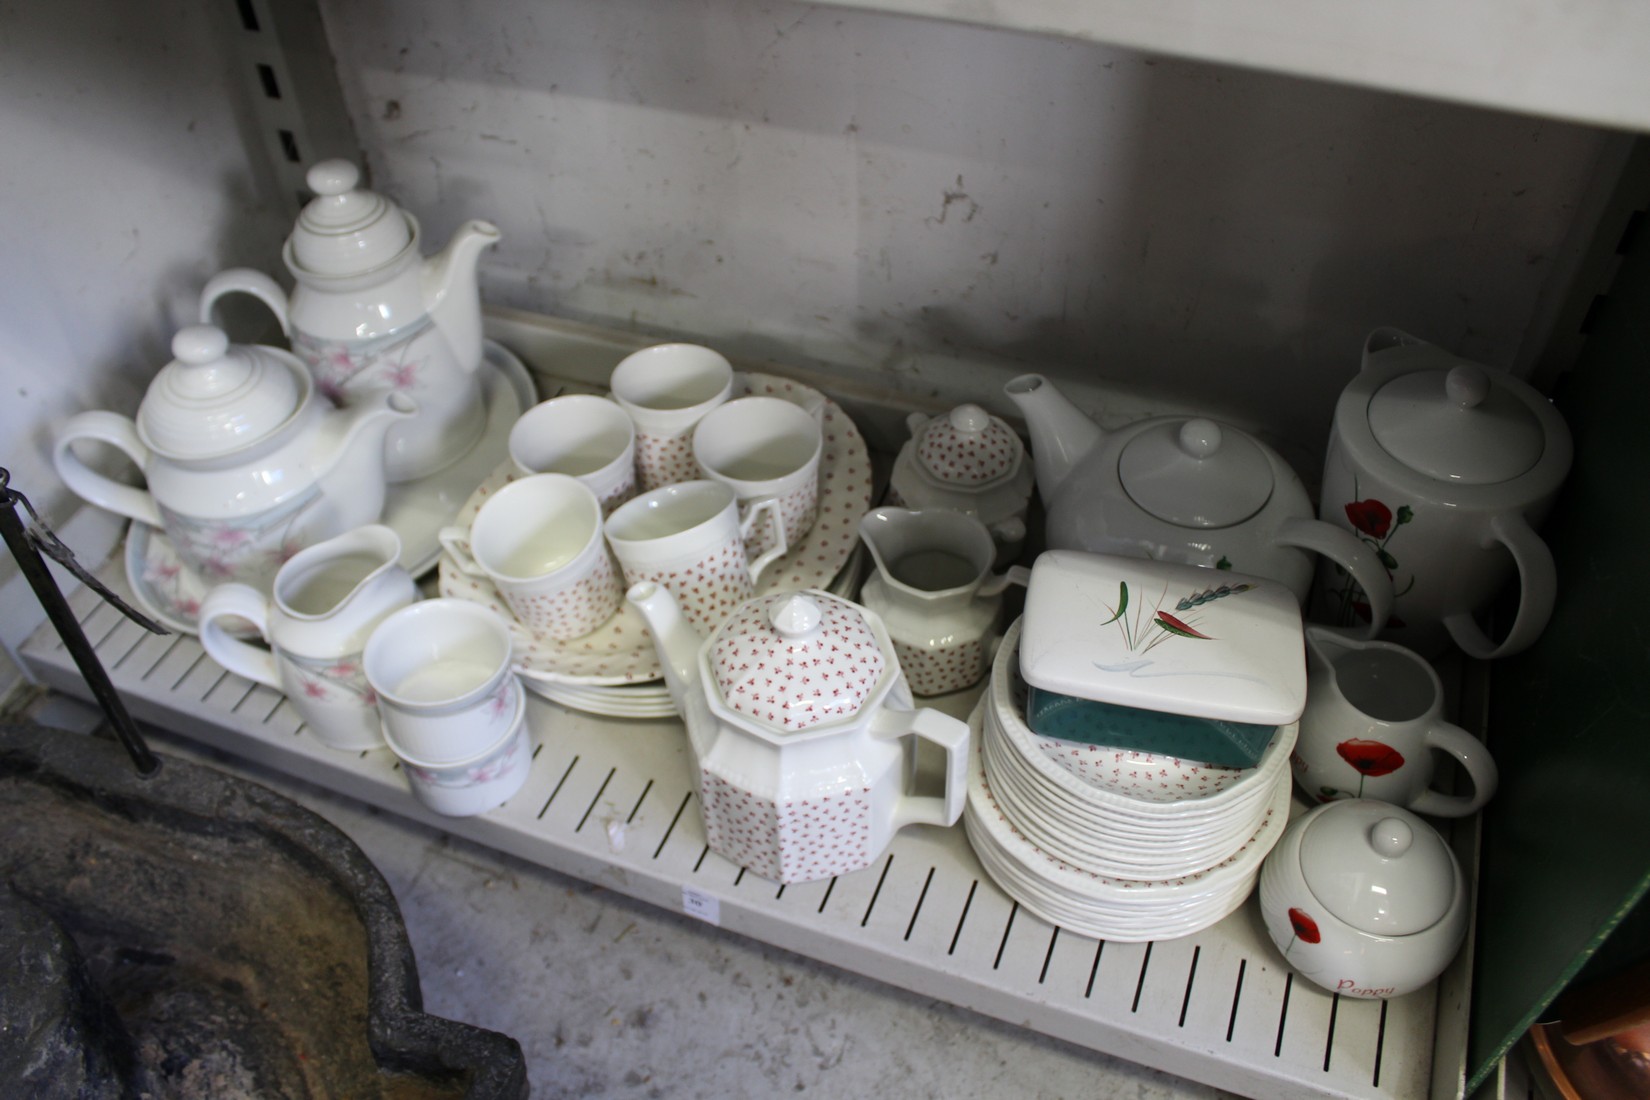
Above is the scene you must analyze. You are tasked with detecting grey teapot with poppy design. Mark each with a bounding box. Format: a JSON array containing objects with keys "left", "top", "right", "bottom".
[
  {"left": 1315, "top": 328, "right": 1573, "bottom": 658},
  {"left": 1004, "top": 373, "right": 1392, "bottom": 637}
]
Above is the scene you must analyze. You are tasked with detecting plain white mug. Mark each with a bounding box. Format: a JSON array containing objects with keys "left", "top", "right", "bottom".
[
  {"left": 507, "top": 394, "right": 637, "bottom": 514},
  {"left": 692, "top": 395, "right": 822, "bottom": 559},
  {"left": 604, "top": 479, "right": 785, "bottom": 633},
  {"left": 609, "top": 343, "right": 734, "bottom": 492},
  {"left": 438, "top": 473, "right": 622, "bottom": 640}
]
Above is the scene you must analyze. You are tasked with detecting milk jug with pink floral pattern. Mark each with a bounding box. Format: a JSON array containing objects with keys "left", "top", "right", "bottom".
[
  {"left": 200, "top": 160, "right": 500, "bottom": 483},
  {"left": 199, "top": 525, "right": 418, "bottom": 751},
  {"left": 629, "top": 583, "right": 971, "bottom": 884}
]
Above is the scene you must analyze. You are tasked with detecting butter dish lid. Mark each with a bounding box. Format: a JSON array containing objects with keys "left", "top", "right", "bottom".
[{"left": 1019, "top": 550, "right": 1305, "bottom": 725}]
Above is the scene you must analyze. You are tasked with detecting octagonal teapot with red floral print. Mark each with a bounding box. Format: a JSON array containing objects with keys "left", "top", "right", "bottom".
[
  {"left": 628, "top": 582, "right": 970, "bottom": 884},
  {"left": 1315, "top": 328, "right": 1573, "bottom": 658}
]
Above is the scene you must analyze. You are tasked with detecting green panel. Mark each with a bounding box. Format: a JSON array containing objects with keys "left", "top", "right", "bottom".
[{"left": 1465, "top": 204, "right": 1650, "bottom": 1090}]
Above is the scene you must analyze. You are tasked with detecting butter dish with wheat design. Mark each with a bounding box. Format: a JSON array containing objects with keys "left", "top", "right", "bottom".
[{"left": 1018, "top": 550, "right": 1306, "bottom": 767}]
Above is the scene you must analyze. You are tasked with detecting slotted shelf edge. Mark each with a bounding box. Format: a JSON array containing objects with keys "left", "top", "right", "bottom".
[{"left": 19, "top": 311, "right": 1472, "bottom": 1100}]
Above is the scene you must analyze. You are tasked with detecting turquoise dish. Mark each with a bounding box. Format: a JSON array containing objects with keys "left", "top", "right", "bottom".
[{"left": 1025, "top": 685, "right": 1276, "bottom": 769}]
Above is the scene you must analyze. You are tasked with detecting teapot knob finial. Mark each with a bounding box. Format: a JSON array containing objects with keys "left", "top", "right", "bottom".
[
  {"left": 306, "top": 159, "right": 361, "bottom": 197},
  {"left": 1177, "top": 418, "right": 1223, "bottom": 459},
  {"left": 1370, "top": 817, "right": 1414, "bottom": 858},
  {"left": 770, "top": 593, "right": 824, "bottom": 639},
  {"left": 171, "top": 325, "right": 230, "bottom": 365},
  {"left": 1445, "top": 364, "right": 1490, "bottom": 409},
  {"left": 947, "top": 404, "right": 992, "bottom": 434}
]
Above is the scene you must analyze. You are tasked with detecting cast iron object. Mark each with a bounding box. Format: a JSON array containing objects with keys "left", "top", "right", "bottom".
[{"left": 0, "top": 723, "right": 529, "bottom": 1099}]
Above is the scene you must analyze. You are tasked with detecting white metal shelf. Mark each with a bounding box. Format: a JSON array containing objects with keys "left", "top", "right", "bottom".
[
  {"left": 811, "top": 0, "right": 1650, "bottom": 134},
  {"left": 18, "top": 313, "right": 1469, "bottom": 1099}
]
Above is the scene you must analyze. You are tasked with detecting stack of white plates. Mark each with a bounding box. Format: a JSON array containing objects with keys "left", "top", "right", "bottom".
[{"left": 963, "top": 619, "right": 1295, "bottom": 942}]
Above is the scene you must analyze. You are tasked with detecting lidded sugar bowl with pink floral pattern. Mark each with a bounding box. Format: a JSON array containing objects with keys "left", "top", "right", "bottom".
[
  {"left": 629, "top": 583, "right": 970, "bottom": 884},
  {"left": 888, "top": 404, "right": 1034, "bottom": 565}
]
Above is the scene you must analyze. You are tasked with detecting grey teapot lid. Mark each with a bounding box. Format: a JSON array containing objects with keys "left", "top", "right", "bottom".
[
  {"left": 1367, "top": 364, "right": 1546, "bottom": 485},
  {"left": 1118, "top": 418, "right": 1273, "bottom": 529}
]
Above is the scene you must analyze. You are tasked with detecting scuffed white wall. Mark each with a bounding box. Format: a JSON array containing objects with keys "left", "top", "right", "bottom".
[
  {"left": 317, "top": 0, "right": 1611, "bottom": 453},
  {"left": 0, "top": 0, "right": 290, "bottom": 687}
]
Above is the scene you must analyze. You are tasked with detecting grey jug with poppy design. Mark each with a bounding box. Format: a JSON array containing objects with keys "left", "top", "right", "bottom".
[
  {"left": 1291, "top": 626, "right": 1497, "bottom": 817},
  {"left": 1314, "top": 327, "right": 1572, "bottom": 658}
]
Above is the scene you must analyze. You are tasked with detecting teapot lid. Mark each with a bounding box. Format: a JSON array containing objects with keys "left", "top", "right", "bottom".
[
  {"left": 1367, "top": 365, "right": 1545, "bottom": 485},
  {"left": 286, "top": 160, "right": 415, "bottom": 278},
  {"left": 1298, "top": 800, "right": 1457, "bottom": 935},
  {"left": 916, "top": 405, "right": 1021, "bottom": 486},
  {"left": 709, "top": 591, "right": 887, "bottom": 734},
  {"left": 137, "top": 326, "right": 306, "bottom": 459},
  {"left": 1118, "top": 419, "right": 1273, "bottom": 528}
]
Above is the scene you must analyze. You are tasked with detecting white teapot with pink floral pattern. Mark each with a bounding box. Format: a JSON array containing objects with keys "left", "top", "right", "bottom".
[
  {"left": 628, "top": 582, "right": 970, "bottom": 884},
  {"left": 53, "top": 326, "right": 413, "bottom": 590},
  {"left": 200, "top": 159, "right": 499, "bottom": 483}
]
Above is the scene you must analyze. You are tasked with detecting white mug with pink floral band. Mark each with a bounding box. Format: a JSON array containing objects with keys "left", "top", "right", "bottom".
[
  {"left": 604, "top": 480, "right": 786, "bottom": 634},
  {"left": 692, "top": 395, "right": 822, "bottom": 561},
  {"left": 1291, "top": 625, "right": 1497, "bottom": 817},
  {"left": 508, "top": 394, "right": 637, "bottom": 514},
  {"left": 363, "top": 598, "right": 524, "bottom": 764},
  {"left": 384, "top": 688, "right": 533, "bottom": 817},
  {"left": 608, "top": 343, "right": 734, "bottom": 492},
  {"left": 199, "top": 525, "right": 417, "bottom": 751},
  {"left": 438, "top": 474, "right": 622, "bottom": 641}
]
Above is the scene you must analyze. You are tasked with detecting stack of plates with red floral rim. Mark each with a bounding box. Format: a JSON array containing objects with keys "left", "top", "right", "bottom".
[{"left": 962, "top": 619, "right": 1296, "bottom": 941}]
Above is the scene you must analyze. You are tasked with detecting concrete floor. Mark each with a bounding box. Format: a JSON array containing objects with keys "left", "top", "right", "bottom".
[{"left": 26, "top": 693, "right": 1239, "bottom": 1099}]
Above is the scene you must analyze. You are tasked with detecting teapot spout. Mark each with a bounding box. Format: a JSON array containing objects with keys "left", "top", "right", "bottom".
[
  {"left": 1003, "top": 374, "right": 1104, "bottom": 505},
  {"left": 626, "top": 581, "right": 705, "bottom": 718},
  {"left": 422, "top": 220, "right": 502, "bottom": 373},
  {"left": 316, "top": 391, "right": 418, "bottom": 503}
]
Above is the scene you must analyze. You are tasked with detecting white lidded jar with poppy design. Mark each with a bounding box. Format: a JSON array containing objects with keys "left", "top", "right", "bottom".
[
  {"left": 1316, "top": 327, "right": 1573, "bottom": 658},
  {"left": 628, "top": 583, "right": 971, "bottom": 884},
  {"left": 1258, "top": 799, "right": 1468, "bottom": 999}
]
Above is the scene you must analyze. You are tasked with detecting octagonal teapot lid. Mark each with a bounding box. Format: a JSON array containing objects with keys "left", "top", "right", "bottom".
[
  {"left": 915, "top": 404, "right": 1022, "bottom": 487},
  {"left": 1298, "top": 800, "right": 1458, "bottom": 936},
  {"left": 286, "top": 159, "right": 416, "bottom": 278},
  {"left": 708, "top": 591, "right": 888, "bottom": 735},
  {"left": 137, "top": 325, "right": 307, "bottom": 459},
  {"left": 1117, "top": 418, "right": 1274, "bottom": 529}
]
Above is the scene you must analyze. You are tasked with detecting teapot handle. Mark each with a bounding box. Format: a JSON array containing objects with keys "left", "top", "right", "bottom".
[
  {"left": 1275, "top": 516, "right": 1393, "bottom": 639},
  {"left": 198, "top": 583, "right": 280, "bottom": 690},
  {"left": 1362, "top": 327, "right": 1428, "bottom": 371},
  {"left": 874, "top": 706, "right": 969, "bottom": 830},
  {"left": 200, "top": 267, "right": 291, "bottom": 337},
  {"left": 1443, "top": 512, "right": 1556, "bottom": 660},
  {"left": 52, "top": 411, "right": 164, "bottom": 528},
  {"left": 1408, "top": 721, "right": 1499, "bottom": 818}
]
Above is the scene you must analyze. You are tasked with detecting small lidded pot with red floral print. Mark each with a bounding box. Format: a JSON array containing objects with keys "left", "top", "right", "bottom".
[
  {"left": 1259, "top": 799, "right": 1467, "bottom": 999},
  {"left": 887, "top": 404, "right": 1034, "bottom": 566}
]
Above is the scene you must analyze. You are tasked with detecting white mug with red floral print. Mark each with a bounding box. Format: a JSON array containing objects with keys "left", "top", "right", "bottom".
[
  {"left": 1315, "top": 327, "right": 1572, "bottom": 658},
  {"left": 438, "top": 474, "right": 623, "bottom": 641},
  {"left": 604, "top": 480, "right": 786, "bottom": 634},
  {"left": 692, "top": 395, "right": 822, "bottom": 560},
  {"left": 363, "top": 599, "right": 524, "bottom": 764},
  {"left": 199, "top": 525, "right": 417, "bottom": 751},
  {"left": 508, "top": 394, "right": 637, "bottom": 514},
  {"left": 609, "top": 343, "right": 734, "bottom": 492},
  {"left": 1291, "top": 626, "right": 1497, "bottom": 817}
]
